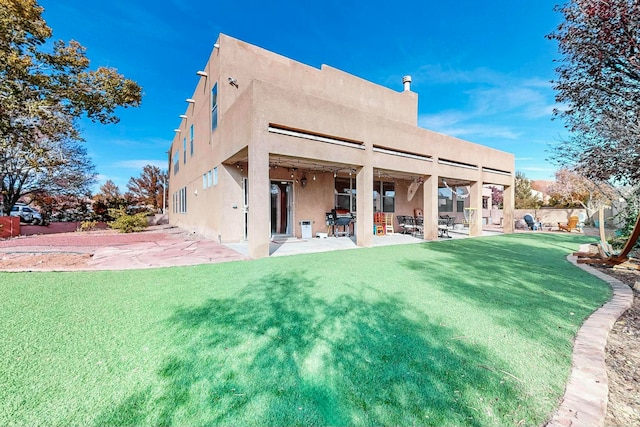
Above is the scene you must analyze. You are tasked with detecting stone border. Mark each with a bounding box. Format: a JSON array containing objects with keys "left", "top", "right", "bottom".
[{"left": 546, "top": 252, "right": 634, "bottom": 427}]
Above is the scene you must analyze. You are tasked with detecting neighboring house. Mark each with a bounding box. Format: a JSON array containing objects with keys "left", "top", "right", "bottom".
[
  {"left": 168, "top": 34, "right": 515, "bottom": 258},
  {"left": 531, "top": 180, "right": 553, "bottom": 205}
]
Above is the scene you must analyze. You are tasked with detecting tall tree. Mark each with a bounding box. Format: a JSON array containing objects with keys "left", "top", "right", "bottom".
[
  {"left": 546, "top": 168, "right": 618, "bottom": 218},
  {"left": 514, "top": 171, "right": 542, "bottom": 209},
  {"left": 126, "top": 165, "right": 167, "bottom": 211},
  {"left": 0, "top": 136, "right": 96, "bottom": 211},
  {"left": 0, "top": 0, "right": 142, "bottom": 215},
  {"left": 98, "top": 180, "right": 122, "bottom": 201},
  {"left": 92, "top": 180, "right": 125, "bottom": 221},
  {"left": 547, "top": 0, "right": 640, "bottom": 185},
  {"left": 488, "top": 186, "right": 503, "bottom": 209}
]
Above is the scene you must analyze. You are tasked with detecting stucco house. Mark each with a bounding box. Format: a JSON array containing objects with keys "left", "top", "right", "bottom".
[{"left": 168, "top": 34, "right": 515, "bottom": 258}]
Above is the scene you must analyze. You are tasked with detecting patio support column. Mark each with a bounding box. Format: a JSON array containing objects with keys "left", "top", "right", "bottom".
[
  {"left": 247, "top": 145, "right": 270, "bottom": 258},
  {"left": 356, "top": 166, "right": 373, "bottom": 248},
  {"left": 502, "top": 184, "right": 515, "bottom": 233},
  {"left": 468, "top": 180, "right": 484, "bottom": 236},
  {"left": 423, "top": 174, "right": 438, "bottom": 240}
]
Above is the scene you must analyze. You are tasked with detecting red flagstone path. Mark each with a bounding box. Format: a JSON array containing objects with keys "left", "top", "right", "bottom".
[{"left": 0, "top": 225, "right": 247, "bottom": 270}]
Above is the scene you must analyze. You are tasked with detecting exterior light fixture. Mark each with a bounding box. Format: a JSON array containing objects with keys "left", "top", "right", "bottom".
[
  {"left": 312, "top": 174, "right": 316, "bottom": 181},
  {"left": 185, "top": 98, "right": 196, "bottom": 103},
  {"left": 213, "top": 43, "right": 220, "bottom": 49},
  {"left": 196, "top": 71, "right": 208, "bottom": 77},
  {"left": 301, "top": 174, "right": 308, "bottom": 188},
  {"left": 179, "top": 115, "right": 187, "bottom": 119},
  {"left": 228, "top": 77, "right": 238, "bottom": 88},
  {"left": 173, "top": 129, "right": 181, "bottom": 132}
]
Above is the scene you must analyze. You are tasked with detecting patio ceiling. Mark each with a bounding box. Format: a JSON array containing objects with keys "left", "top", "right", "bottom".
[{"left": 225, "top": 154, "right": 473, "bottom": 188}]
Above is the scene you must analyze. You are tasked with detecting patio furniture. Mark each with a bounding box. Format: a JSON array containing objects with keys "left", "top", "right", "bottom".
[
  {"left": 576, "top": 212, "right": 587, "bottom": 232},
  {"left": 397, "top": 215, "right": 416, "bottom": 234},
  {"left": 438, "top": 215, "right": 454, "bottom": 238},
  {"left": 523, "top": 214, "right": 541, "bottom": 231},
  {"left": 374, "top": 212, "right": 385, "bottom": 235},
  {"left": 574, "top": 212, "right": 640, "bottom": 267},
  {"left": 558, "top": 216, "right": 579, "bottom": 232},
  {"left": 384, "top": 213, "right": 394, "bottom": 234},
  {"left": 413, "top": 215, "right": 424, "bottom": 237}
]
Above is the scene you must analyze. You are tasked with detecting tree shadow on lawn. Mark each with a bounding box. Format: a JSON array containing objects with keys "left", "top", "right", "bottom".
[
  {"left": 404, "top": 233, "right": 611, "bottom": 348},
  {"left": 95, "top": 271, "right": 527, "bottom": 426}
]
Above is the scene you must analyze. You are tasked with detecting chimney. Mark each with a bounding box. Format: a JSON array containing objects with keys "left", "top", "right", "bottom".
[{"left": 402, "top": 75, "right": 412, "bottom": 92}]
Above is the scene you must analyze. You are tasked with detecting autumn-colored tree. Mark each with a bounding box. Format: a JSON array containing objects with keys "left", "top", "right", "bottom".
[
  {"left": 546, "top": 169, "right": 617, "bottom": 219},
  {"left": 94, "top": 180, "right": 123, "bottom": 204},
  {"left": 29, "top": 193, "right": 91, "bottom": 222},
  {"left": 92, "top": 180, "right": 126, "bottom": 220},
  {"left": 126, "top": 165, "right": 167, "bottom": 212},
  {"left": 488, "top": 186, "right": 503, "bottom": 209},
  {"left": 547, "top": 0, "right": 640, "bottom": 185},
  {"left": 0, "top": 0, "right": 142, "bottom": 215},
  {"left": 514, "top": 172, "right": 542, "bottom": 209}
]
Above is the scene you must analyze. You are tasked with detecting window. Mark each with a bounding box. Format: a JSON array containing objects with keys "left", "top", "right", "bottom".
[
  {"left": 373, "top": 181, "right": 395, "bottom": 212},
  {"left": 173, "top": 188, "right": 187, "bottom": 213},
  {"left": 211, "top": 83, "right": 218, "bottom": 131},
  {"left": 213, "top": 167, "right": 218, "bottom": 186},
  {"left": 438, "top": 188, "right": 453, "bottom": 213},
  {"left": 203, "top": 170, "right": 213, "bottom": 189},
  {"left": 190, "top": 124, "right": 194, "bottom": 156},
  {"left": 173, "top": 149, "right": 179, "bottom": 174},
  {"left": 175, "top": 187, "right": 187, "bottom": 213},
  {"left": 335, "top": 177, "right": 356, "bottom": 212},
  {"left": 182, "top": 187, "right": 187, "bottom": 213},
  {"left": 457, "top": 200, "right": 464, "bottom": 212},
  {"left": 183, "top": 137, "right": 187, "bottom": 164},
  {"left": 382, "top": 184, "right": 395, "bottom": 213}
]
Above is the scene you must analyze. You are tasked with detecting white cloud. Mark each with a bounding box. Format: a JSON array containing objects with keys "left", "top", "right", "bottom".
[
  {"left": 442, "top": 124, "right": 521, "bottom": 140},
  {"left": 419, "top": 113, "right": 520, "bottom": 140},
  {"left": 418, "top": 111, "right": 470, "bottom": 129},
  {"left": 412, "top": 64, "right": 504, "bottom": 85}
]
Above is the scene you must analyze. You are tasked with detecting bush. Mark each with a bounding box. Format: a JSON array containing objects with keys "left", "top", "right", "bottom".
[
  {"left": 109, "top": 212, "right": 148, "bottom": 233},
  {"left": 78, "top": 221, "right": 97, "bottom": 231}
]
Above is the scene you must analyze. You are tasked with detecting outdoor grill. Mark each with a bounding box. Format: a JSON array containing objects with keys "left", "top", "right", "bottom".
[{"left": 327, "top": 209, "right": 354, "bottom": 237}]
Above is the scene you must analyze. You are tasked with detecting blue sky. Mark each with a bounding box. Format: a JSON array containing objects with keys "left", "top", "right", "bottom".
[{"left": 39, "top": 0, "right": 567, "bottom": 192}]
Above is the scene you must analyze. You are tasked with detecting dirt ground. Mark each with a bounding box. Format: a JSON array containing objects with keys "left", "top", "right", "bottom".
[
  {"left": 598, "top": 264, "right": 640, "bottom": 426},
  {"left": 0, "top": 226, "right": 638, "bottom": 424}
]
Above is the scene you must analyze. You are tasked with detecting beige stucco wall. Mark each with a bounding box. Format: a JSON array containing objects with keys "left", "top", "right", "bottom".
[{"left": 168, "top": 33, "right": 516, "bottom": 257}]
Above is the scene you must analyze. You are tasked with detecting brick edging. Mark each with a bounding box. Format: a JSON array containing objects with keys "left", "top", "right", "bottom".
[{"left": 546, "top": 252, "right": 634, "bottom": 427}]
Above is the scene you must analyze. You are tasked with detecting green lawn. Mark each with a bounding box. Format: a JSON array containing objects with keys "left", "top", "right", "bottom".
[{"left": 0, "top": 233, "right": 610, "bottom": 426}]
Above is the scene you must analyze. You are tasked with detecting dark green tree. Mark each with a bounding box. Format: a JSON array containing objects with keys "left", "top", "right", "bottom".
[{"left": 514, "top": 171, "right": 542, "bottom": 209}]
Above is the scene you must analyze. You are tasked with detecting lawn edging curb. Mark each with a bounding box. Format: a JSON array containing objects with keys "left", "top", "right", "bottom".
[{"left": 546, "top": 250, "right": 634, "bottom": 427}]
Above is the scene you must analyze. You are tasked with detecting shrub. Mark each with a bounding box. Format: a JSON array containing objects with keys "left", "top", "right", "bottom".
[
  {"left": 78, "top": 221, "right": 97, "bottom": 232},
  {"left": 109, "top": 212, "right": 148, "bottom": 233}
]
